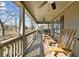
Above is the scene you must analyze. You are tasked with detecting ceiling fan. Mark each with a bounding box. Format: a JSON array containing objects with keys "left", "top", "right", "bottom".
[{"left": 39, "top": 1, "right": 56, "bottom": 10}]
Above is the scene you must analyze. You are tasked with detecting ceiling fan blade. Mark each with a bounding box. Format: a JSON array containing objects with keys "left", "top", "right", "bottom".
[
  {"left": 51, "top": 2, "right": 56, "bottom": 10},
  {"left": 39, "top": 1, "right": 48, "bottom": 8}
]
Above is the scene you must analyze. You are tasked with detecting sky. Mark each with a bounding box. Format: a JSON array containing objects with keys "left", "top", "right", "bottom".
[{"left": 0, "top": 1, "right": 32, "bottom": 28}]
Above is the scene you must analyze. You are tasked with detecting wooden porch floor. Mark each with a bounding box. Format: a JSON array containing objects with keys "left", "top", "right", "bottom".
[{"left": 25, "top": 32, "right": 44, "bottom": 57}]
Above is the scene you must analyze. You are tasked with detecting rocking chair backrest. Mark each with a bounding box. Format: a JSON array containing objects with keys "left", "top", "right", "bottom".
[
  {"left": 58, "top": 28, "right": 75, "bottom": 49},
  {"left": 66, "top": 29, "right": 76, "bottom": 49},
  {"left": 63, "top": 29, "right": 72, "bottom": 48},
  {"left": 57, "top": 29, "right": 67, "bottom": 44}
]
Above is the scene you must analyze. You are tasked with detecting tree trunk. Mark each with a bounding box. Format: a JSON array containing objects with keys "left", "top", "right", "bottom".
[{"left": 0, "top": 19, "right": 5, "bottom": 35}]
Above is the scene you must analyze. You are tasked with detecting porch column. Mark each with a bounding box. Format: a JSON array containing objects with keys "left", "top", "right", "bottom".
[
  {"left": 50, "top": 21, "right": 53, "bottom": 36},
  {"left": 60, "top": 15, "right": 64, "bottom": 30},
  {"left": 48, "top": 24, "right": 50, "bottom": 34},
  {"left": 19, "top": 7, "right": 25, "bottom": 35},
  {"left": 19, "top": 7, "right": 25, "bottom": 56}
]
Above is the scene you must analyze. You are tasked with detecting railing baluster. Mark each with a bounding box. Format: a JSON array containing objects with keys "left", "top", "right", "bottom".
[
  {"left": 16, "top": 39, "right": 19, "bottom": 56},
  {"left": 0, "top": 47, "right": 1, "bottom": 57},
  {"left": 3, "top": 46, "right": 6, "bottom": 56},
  {"left": 11, "top": 42, "right": 14, "bottom": 57},
  {"left": 21, "top": 38, "right": 23, "bottom": 56},
  {"left": 17, "top": 39, "right": 19, "bottom": 56},
  {"left": 13, "top": 42, "right": 16, "bottom": 57},
  {"left": 16, "top": 40, "right": 18, "bottom": 56},
  {"left": 3, "top": 46, "right": 8, "bottom": 57},
  {"left": 0, "top": 46, "right": 3, "bottom": 56},
  {"left": 9, "top": 44, "right": 12, "bottom": 57},
  {"left": 18, "top": 39, "right": 22, "bottom": 56},
  {"left": 7, "top": 45, "right": 10, "bottom": 57},
  {"left": 21, "top": 39, "right": 22, "bottom": 56},
  {"left": 16, "top": 41, "right": 18, "bottom": 56},
  {"left": 3, "top": 47, "right": 4, "bottom": 56}
]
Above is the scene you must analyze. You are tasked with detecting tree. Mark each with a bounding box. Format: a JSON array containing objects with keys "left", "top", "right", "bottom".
[{"left": 0, "top": 18, "right": 5, "bottom": 35}]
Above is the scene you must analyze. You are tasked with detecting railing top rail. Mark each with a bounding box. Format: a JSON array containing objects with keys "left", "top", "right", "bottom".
[
  {"left": 0, "top": 29, "right": 38, "bottom": 46},
  {"left": 25, "top": 29, "right": 38, "bottom": 35}
]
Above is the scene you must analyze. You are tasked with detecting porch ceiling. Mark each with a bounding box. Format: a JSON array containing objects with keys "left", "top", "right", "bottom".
[{"left": 15, "top": 1, "right": 73, "bottom": 24}]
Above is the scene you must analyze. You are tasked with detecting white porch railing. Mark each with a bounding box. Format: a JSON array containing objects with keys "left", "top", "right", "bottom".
[{"left": 0, "top": 30, "right": 38, "bottom": 57}]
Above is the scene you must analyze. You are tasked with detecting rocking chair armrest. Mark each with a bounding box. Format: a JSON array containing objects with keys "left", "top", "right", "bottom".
[{"left": 55, "top": 44, "right": 60, "bottom": 48}]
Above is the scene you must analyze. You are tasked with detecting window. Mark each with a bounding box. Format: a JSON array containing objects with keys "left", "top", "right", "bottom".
[
  {"left": 53, "top": 16, "right": 64, "bottom": 40},
  {"left": 25, "top": 14, "right": 37, "bottom": 33},
  {"left": 0, "top": 1, "right": 20, "bottom": 37}
]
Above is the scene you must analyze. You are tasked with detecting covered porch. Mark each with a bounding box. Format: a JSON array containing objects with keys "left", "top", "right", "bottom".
[{"left": 0, "top": 1, "right": 79, "bottom": 57}]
